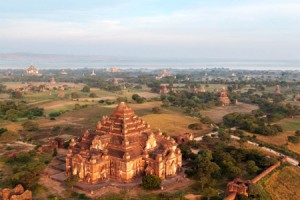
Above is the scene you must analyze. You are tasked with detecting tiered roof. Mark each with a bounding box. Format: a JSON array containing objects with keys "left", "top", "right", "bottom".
[{"left": 96, "top": 102, "right": 151, "bottom": 159}]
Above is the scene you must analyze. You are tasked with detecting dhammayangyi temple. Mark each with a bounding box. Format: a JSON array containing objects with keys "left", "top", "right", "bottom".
[{"left": 66, "top": 102, "right": 182, "bottom": 183}]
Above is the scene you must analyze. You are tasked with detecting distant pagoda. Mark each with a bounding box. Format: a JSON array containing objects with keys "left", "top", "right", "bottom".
[
  {"left": 275, "top": 85, "right": 281, "bottom": 94},
  {"left": 219, "top": 87, "right": 230, "bottom": 106},
  {"left": 50, "top": 77, "right": 56, "bottom": 85},
  {"left": 200, "top": 85, "right": 206, "bottom": 93},
  {"left": 160, "top": 85, "right": 170, "bottom": 94},
  {"left": 66, "top": 102, "right": 182, "bottom": 184},
  {"left": 156, "top": 69, "right": 170, "bottom": 80},
  {"left": 113, "top": 78, "right": 119, "bottom": 86},
  {"left": 90, "top": 70, "right": 96, "bottom": 76},
  {"left": 193, "top": 85, "right": 198, "bottom": 93},
  {"left": 61, "top": 69, "right": 68, "bottom": 75},
  {"left": 26, "top": 65, "right": 42, "bottom": 76}
]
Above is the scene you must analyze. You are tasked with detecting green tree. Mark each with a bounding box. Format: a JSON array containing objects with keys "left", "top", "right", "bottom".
[
  {"left": 89, "top": 93, "right": 97, "bottom": 98},
  {"left": 64, "top": 175, "right": 79, "bottom": 188},
  {"left": 22, "top": 121, "right": 39, "bottom": 131},
  {"left": 5, "top": 109, "right": 18, "bottom": 121},
  {"left": 142, "top": 174, "right": 162, "bottom": 189},
  {"left": 71, "top": 92, "right": 80, "bottom": 99},
  {"left": 246, "top": 160, "right": 260, "bottom": 175},
  {"left": 288, "top": 136, "right": 300, "bottom": 144},
  {"left": 52, "top": 148, "right": 58, "bottom": 157},
  {"left": 152, "top": 106, "right": 162, "bottom": 114},
  {"left": 81, "top": 85, "right": 90, "bottom": 92},
  {"left": 188, "top": 123, "right": 203, "bottom": 130}
]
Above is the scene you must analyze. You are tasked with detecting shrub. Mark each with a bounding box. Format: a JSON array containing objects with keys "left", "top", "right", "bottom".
[
  {"left": 98, "top": 100, "right": 105, "bottom": 104},
  {"left": 52, "top": 148, "right": 58, "bottom": 157},
  {"left": 64, "top": 175, "right": 79, "bottom": 188},
  {"left": 188, "top": 123, "right": 203, "bottom": 130},
  {"left": 117, "top": 96, "right": 127, "bottom": 103},
  {"left": 201, "top": 116, "right": 213, "bottom": 124},
  {"left": 142, "top": 174, "right": 161, "bottom": 189},
  {"left": 89, "top": 93, "right": 97, "bottom": 98},
  {"left": 288, "top": 136, "right": 300, "bottom": 144},
  {"left": 22, "top": 121, "right": 39, "bottom": 131},
  {"left": 132, "top": 94, "right": 145, "bottom": 104},
  {"left": 134, "top": 85, "right": 142, "bottom": 89},
  {"left": 71, "top": 92, "right": 80, "bottom": 99},
  {"left": 52, "top": 126, "right": 61, "bottom": 132},
  {"left": 64, "top": 126, "right": 73, "bottom": 132},
  {"left": 49, "top": 111, "right": 62, "bottom": 118},
  {"left": 81, "top": 86, "right": 90, "bottom": 92},
  {"left": 152, "top": 107, "right": 162, "bottom": 114},
  {"left": 0, "top": 128, "right": 8, "bottom": 135}
]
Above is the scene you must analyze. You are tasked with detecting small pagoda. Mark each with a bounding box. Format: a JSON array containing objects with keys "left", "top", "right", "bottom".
[
  {"left": 219, "top": 87, "right": 230, "bottom": 106},
  {"left": 275, "top": 85, "right": 281, "bottom": 94},
  {"left": 50, "top": 77, "right": 56, "bottom": 85},
  {"left": 90, "top": 70, "right": 96, "bottom": 76},
  {"left": 113, "top": 78, "right": 119, "bottom": 86},
  {"left": 200, "top": 85, "right": 206, "bottom": 93},
  {"left": 193, "top": 86, "right": 198, "bottom": 93},
  {"left": 160, "top": 85, "right": 170, "bottom": 94}
]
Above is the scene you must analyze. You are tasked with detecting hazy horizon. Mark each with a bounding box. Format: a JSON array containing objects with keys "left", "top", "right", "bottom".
[
  {"left": 1, "top": 0, "right": 300, "bottom": 65},
  {"left": 0, "top": 52, "right": 299, "bottom": 71}
]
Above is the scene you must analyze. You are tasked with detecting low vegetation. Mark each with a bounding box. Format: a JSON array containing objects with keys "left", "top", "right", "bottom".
[
  {"left": 142, "top": 174, "right": 162, "bottom": 190},
  {"left": 0, "top": 101, "right": 44, "bottom": 121},
  {"left": 0, "top": 150, "right": 53, "bottom": 190},
  {"left": 223, "top": 112, "right": 283, "bottom": 136}
]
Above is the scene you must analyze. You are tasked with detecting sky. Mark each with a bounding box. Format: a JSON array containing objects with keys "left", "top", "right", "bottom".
[{"left": 0, "top": 0, "right": 300, "bottom": 61}]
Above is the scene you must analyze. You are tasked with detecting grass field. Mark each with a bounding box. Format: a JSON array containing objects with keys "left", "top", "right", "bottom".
[
  {"left": 278, "top": 116, "right": 300, "bottom": 131},
  {"left": 263, "top": 166, "right": 300, "bottom": 200},
  {"left": 142, "top": 113, "right": 200, "bottom": 136},
  {"left": 201, "top": 102, "right": 258, "bottom": 123},
  {"left": 36, "top": 101, "right": 204, "bottom": 138},
  {"left": 40, "top": 100, "right": 95, "bottom": 114}
]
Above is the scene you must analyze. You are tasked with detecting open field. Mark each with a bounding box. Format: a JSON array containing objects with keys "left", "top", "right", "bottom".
[
  {"left": 3, "top": 81, "right": 83, "bottom": 90},
  {"left": 142, "top": 113, "right": 200, "bottom": 136},
  {"left": 201, "top": 102, "right": 258, "bottom": 123},
  {"left": 39, "top": 100, "right": 95, "bottom": 114},
  {"left": 263, "top": 166, "right": 300, "bottom": 200},
  {"left": 37, "top": 104, "right": 113, "bottom": 130},
  {"left": 35, "top": 101, "right": 205, "bottom": 139},
  {"left": 278, "top": 116, "right": 300, "bottom": 131}
]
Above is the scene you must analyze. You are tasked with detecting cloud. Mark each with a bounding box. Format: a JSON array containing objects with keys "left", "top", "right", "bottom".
[{"left": 0, "top": 0, "right": 300, "bottom": 59}]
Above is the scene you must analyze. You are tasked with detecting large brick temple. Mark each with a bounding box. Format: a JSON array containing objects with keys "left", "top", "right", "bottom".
[{"left": 66, "top": 102, "right": 182, "bottom": 184}]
